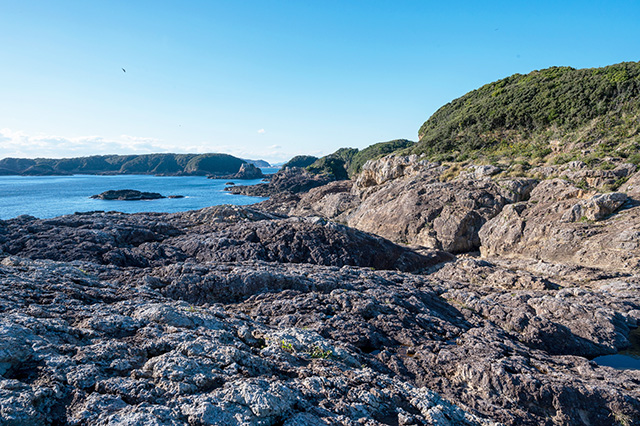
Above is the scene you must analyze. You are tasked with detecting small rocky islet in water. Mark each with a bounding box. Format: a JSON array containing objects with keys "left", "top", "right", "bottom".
[{"left": 90, "top": 189, "right": 184, "bottom": 200}]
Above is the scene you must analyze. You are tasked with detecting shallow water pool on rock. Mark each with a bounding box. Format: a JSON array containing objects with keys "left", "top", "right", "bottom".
[{"left": 593, "top": 327, "right": 640, "bottom": 370}]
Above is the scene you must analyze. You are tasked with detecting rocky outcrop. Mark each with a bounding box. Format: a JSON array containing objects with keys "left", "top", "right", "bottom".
[
  {"left": 0, "top": 205, "right": 449, "bottom": 272},
  {"left": 212, "top": 163, "right": 264, "bottom": 180},
  {"left": 277, "top": 155, "right": 536, "bottom": 253},
  {"left": 621, "top": 169, "right": 640, "bottom": 200},
  {"left": 290, "top": 180, "right": 359, "bottom": 220},
  {"left": 530, "top": 162, "right": 637, "bottom": 189},
  {"left": 2, "top": 236, "right": 640, "bottom": 425},
  {"left": 227, "top": 167, "right": 334, "bottom": 197},
  {"left": 4, "top": 155, "right": 640, "bottom": 425},
  {"left": 479, "top": 179, "right": 640, "bottom": 272},
  {"left": 90, "top": 189, "right": 166, "bottom": 200}
]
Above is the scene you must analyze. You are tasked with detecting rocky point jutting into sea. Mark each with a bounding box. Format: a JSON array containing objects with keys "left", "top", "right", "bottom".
[{"left": 2, "top": 62, "right": 640, "bottom": 425}]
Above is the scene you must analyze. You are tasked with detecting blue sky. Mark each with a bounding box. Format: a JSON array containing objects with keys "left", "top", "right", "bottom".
[{"left": 1, "top": 1, "right": 639, "bottom": 164}]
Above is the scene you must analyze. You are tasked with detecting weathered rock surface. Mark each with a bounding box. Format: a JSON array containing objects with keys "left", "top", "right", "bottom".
[
  {"left": 0, "top": 205, "right": 448, "bottom": 273},
  {"left": 530, "top": 162, "right": 637, "bottom": 189},
  {"left": 90, "top": 189, "right": 166, "bottom": 201},
  {"left": 272, "top": 156, "right": 536, "bottom": 253},
  {"left": 289, "top": 180, "right": 358, "bottom": 221},
  {"left": 621, "top": 169, "right": 640, "bottom": 200},
  {"left": 4, "top": 153, "right": 640, "bottom": 425},
  {"left": 479, "top": 179, "right": 640, "bottom": 272},
  {"left": 1, "top": 247, "right": 639, "bottom": 425}
]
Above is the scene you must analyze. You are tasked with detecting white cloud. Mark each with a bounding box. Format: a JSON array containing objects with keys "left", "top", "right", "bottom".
[
  {"left": 257, "top": 129, "right": 266, "bottom": 134},
  {"left": 0, "top": 128, "right": 298, "bottom": 164},
  {"left": 0, "top": 128, "right": 175, "bottom": 158}
]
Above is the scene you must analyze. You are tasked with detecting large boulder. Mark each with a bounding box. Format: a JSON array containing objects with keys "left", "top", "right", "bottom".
[{"left": 346, "top": 156, "right": 515, "bottom": 252}]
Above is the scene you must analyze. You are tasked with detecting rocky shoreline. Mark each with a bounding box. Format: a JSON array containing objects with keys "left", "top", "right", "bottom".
[{"left": 1, "top": 157, "right": 640, "bottom": 425}]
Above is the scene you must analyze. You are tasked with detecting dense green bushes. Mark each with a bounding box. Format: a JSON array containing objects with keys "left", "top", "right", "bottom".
[
  {"left": 411, "top": 62, "right": 640, "bottom": 164},
  {"left": 304, "top": 140, "right": 415, "bottom": 179},
  {"left": 0, "top": 153, "right": 248, "bottom": 176},
  {"left": 281, "top": 155, "right": 319, "bottom": 169}
]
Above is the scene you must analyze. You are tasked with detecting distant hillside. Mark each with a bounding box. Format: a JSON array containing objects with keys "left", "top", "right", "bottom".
[
  {"left": 243, "top": 159, "right": 271, "bottom": 168},
  {"left": 0, "top": 153, "right": 252, "bottom": 176},
  {"left": 410, "top": 61, "right": 640, "bottom": 165},
  {"left": 282, "top": 155, "right": 319, "bottom": 169},
  {"left": 302, "top": 139, "right": 415, "bottom": 180}
]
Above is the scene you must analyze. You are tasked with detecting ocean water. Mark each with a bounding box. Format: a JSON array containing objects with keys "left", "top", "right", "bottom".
[
  {"left": 592, "top": 327, "right": 640, "bottom": 370},
  {"left": 0, "top": 173, "right": 273, "bottom": 220}
]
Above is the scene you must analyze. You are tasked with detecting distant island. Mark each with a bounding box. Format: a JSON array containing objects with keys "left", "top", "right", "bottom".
[{"left": 0, "top": 153, "right": 271, "bottom": 177}]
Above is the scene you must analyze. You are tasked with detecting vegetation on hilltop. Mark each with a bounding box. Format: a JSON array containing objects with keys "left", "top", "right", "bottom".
[
  {"left": 281, "top": 155, "right": 319, "bottom": 169},
  {"left": 0, "top": 153, "right": 249, "bottom": 176},
  {"left": 410, "top": 61, "right": 640, "bottom": 165},
  {"left": 303, "top": 139, "right": 415, "bottom": 180},
  {"left": 347, "top": 139, "right": 415, "bottom": 175}
]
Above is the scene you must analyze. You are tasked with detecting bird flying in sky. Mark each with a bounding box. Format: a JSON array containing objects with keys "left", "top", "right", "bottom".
[{"left": 122, "top": 68, "right": 126, "bottom": 73}]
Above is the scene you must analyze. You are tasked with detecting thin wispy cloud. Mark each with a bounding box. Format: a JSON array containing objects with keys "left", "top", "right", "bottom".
[
  {"left": 0, "top": 128, "right": 295, "bottom": 163},
  {"left": 0, "top": 129, "right": 175, "bottom": 158},
  {"left": 257, "top": 129, "right": 266, "bottom": 134}
]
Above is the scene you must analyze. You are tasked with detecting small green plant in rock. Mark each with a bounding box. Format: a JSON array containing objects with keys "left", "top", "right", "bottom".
[
  {"left": 281, "top": 340, "right": 294, "bottom": 353},
  {"left": 308, "top": 345, "right": 332, "bottom": 359}
]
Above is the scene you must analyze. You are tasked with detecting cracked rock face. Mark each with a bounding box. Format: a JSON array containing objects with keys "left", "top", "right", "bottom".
[
  {"left": 1, "top": 252, "right": 639, "bottom": 425},
  {"left": 261, "top": 156, "right": 537, "bottom": 254},
  {"left": 479, "top": 179, "right": 640, "bottom": 272}
]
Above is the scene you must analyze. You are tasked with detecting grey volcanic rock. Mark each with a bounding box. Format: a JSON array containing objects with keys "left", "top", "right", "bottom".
[
  {"left": 0, "top": 256, "right": 505, "bottom": 426},
  {"left": 1, "top": 204, "right": 640, "bottom": 424},
  {"left": 290, "top": 180, "right": 358, "bottom": 220},
  {"left": 227, "top": 167, "right": 334, "bottom": 197},
  {"left": 171, "top": 215, "right": 452, "bottom": 272},
  {"left": 346, "top": 157, "right": 539, "bottom": 252},
  {"left": 260, "top": 156, "right": 537, "bottom": 254},
  {"left": 0, "top": 205, "right": 448, "bottom": 273},
  {"left": 621, "top": 169, "right": 640, "bottom": 200},
  {"left": 529, "top": 162, "right": 637, "bottom": 189},
  {"left": 91, "top": 189, "right": 165, "bottom": 200},
  {"left": 432, "top": 258, "right": 632, "bottom": 357},
  {"left": 479, "top": 179, "right": 640, "bottom": 272},
  {"left": 349, "top": 166, "right": 508, "bottom": 252}
]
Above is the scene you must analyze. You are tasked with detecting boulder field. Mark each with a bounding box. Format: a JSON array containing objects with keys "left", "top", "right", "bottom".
[{"left": 1, "top": 157, "right": 640, "bottom": 425}]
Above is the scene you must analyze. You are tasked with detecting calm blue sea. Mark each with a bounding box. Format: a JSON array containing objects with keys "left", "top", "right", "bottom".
[{"left": 0, "top": 171, "right": 276, "bottom": 220}]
